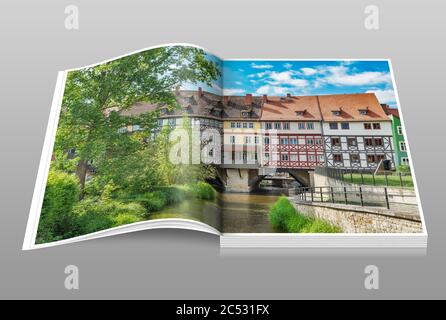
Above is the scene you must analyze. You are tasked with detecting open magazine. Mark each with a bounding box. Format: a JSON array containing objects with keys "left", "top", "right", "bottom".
[{"left": 23, "top": 44, "right": 427, "bottom": 250}]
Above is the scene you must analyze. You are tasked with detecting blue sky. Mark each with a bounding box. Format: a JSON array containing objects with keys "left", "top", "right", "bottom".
[{"left": 183, "top": 58, "right": 397, "bottom": 108}]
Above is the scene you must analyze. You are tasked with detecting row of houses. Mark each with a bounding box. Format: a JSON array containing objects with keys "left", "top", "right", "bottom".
[{"left": 120, "top": 88, "right": 408, "bottom": 171}]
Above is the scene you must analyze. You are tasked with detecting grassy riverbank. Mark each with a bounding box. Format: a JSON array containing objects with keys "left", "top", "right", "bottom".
[
  {"left": 36, "top": 170, "right": 216, "bottom": 244},
  {"left": 343, "top": 173, "right": 414, "bottom": 188},
  {"left": 269, "top": 196, "right": 342, "bottom": 233}
]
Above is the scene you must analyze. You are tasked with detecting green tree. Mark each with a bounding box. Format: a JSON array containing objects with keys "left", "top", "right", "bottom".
[
  {"left": 55, "top": 46, "right": 221, "bottom": 195},
  {"left": 36, "top": 170, "right": 80, "bottom": 243}
]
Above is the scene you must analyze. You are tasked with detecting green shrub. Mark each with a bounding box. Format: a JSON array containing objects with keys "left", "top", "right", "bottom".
[
  {"left": 135, "top": 191, "right": 167, "bottom": 212},
  {"left": 76, "top": 211, "right": 114, "bottom": 234},
  {"left": 397, "top": 165, "right": 411, "bottom": 173},
  {"left": 72, "top": 198, "right": 146, "bottom": 234},
  {"left": 155, "top": 186, "right": 185, "bottom": 205},
  {"left": 287, "top": 214, "right": 312, "bottom": 233},
  {"left": 101, "top": 182, "right": 119, "bottom": 200},
  {"left": 112, "top": 213, "right": 142, "bottom": 227},
  {"left": 301, "top": 219, "right": 342, "bottom": 233},
  {"left": 73, "top": 198, "right": 146, "bottom": 218},
  {"left": 268, "top": 196, "right": 342, "bottom": 233},
  {"left": 269, "top": 196, "right": 296, "bottom": 230},
  {"left": 185, "top": 182, "right": 216, "bottom": 200},
  {"left": 36, "top": 170, "right": 80, "bottom": 243}
]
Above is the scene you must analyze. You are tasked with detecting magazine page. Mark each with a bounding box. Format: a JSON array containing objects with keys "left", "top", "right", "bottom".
[
  {"left": 23, "top": 44, "right": 225, "bottom": 250},
  {"left": 219, "top": 59, "right": 426, "bottom": 247}
]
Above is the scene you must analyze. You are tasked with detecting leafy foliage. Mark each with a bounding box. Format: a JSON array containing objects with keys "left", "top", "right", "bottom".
[
  {"left": 183, "top": 182, "right": 216, "bottom": 200},
  {"left": 268, "top": 196, "right": 296, "bottom": 230},
  {"left": 55, "top": 46, "right": 220, "bottom": 195},
  {"left": 72, "top": 198, "right": 146, "bottom": 234},
  {"left": 397, "top": 165, "right": 411, "bottom": 173},
  {"left": 36, "top": 170, "right": 80, "bottom": 243},
  {"left": 134, "top": 191, "right": 168, "bottom": 213},
  {"left": 37, "top": 46, "right": 221, "bottom": 244},
  {"left": 269, "top": 196, "right": 342, "bottom": 233}
]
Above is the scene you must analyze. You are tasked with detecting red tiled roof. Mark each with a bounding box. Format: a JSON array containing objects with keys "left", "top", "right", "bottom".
[
  {"left": 382, "top": 104, "right": 400, "bottom": 118},
  {"left": 317, "top": 93, "right": 390, "bottom": 122},
  {"left": 261, "top": 95, "right": 322, "bottom": 121},
  {"left": 119, "top": 90, "right": 391, "bottom": 123}
]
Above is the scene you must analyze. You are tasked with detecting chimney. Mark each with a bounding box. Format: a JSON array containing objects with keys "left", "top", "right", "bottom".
[
  {"left": 245, "top": 93, "right": 253, "bottom": 105},
  {"left": 262, "top": 94, "right": 268, "bottom": 103},
  {"left": 198, "top": 87, "right": 203, "bottom": 98},
  {"left": 286, "top": 93, "right": 292, "bottom": 100},
  {"left": 223, "top": 96, "right": 229, "bottom": 105}
]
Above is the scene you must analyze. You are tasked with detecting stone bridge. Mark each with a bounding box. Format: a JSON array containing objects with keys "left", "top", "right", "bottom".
[{"left": 216, "top": 166, "right": 314, "bottom": 193}]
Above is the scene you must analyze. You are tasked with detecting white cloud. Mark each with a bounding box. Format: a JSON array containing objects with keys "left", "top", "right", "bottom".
[
  {"left": 247, "top": 70, "right": 272, "bottom": 79},
  {"left": 256, "top": 85, "right": 289, "bottom": 95},
  {"left": 251, "top": 62, "right": 274, "bottom": 69},
  {"left": 322, "top": 65, "right": 391, "bottom": 86},
  {"left": 366, "top": 89, "right": 396, "bottom": 104},
  {"left": 223, "top": 88, "right": 245, "bottom": 95},
  {"left": 235, "top": 81, "right": 242, "bottom": 85},
  {"left": 268, "top": 71, "right": 308, "bottom": 87},
  {"left": 300, "top": 67, "right": 318, "bottom": 76},
  {"left": 283, "top": 63, "right": 293, "bottom": 69},
  {"left": 256, "top": 71, "right": 271, "bottom": 78}
]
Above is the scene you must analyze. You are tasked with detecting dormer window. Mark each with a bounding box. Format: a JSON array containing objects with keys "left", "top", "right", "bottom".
[
  {"left": 295, "top": 109, "right": 306, "bottom": 116},
  {"left": 241, "top": 111, "right": 249, "bottom": 118},
  {"left": 359, "top": 108, "right": 368, "bottom": 115},
  {"left": 331, "top": 109, "right": 341, "bottom": 116}
]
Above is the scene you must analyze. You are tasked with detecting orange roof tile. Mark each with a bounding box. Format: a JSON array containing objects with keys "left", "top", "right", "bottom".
[
  {"left": 317, "top": 93, "right": 390, "bottom": 122},
  {"left": 261, "top": 95, "right": 322, "bottom": 121}
]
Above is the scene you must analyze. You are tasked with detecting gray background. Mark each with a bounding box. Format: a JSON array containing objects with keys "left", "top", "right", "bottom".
[{"left": 0, "top": 0, "right": 444, "bottom": 299}]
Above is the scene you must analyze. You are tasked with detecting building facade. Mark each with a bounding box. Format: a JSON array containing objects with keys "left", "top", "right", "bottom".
[
  {"left": 120, "top": 88, "right": 398, "bottom": 190},
  {"left": 221, "top": 94, "right": 263, "bottom": 168},
  {"left": 382, "top": 104, "right": 408, "bottom": 167},
  {"left": 318, "top": 93, "right": 395, "bottom": 170},
  {"left": 260, "top": 95, "right": 325, "bottom": 169}
]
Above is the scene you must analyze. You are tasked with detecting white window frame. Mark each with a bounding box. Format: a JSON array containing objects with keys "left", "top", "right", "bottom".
[
  {"left": 399, "top": 141, "right": 407, "bottom": 151},
  {"left": 397, "top": 126, "right": 403, "bottom": 135}
]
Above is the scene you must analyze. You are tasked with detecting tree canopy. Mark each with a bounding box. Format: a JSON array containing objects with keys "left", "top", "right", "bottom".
[{"left": 53, "top": 46, "right": 221, "bottom": 194}]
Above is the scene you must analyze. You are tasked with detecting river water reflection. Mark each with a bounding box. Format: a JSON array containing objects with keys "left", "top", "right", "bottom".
[
  {"left": 221, "top": 192, "right": 280, "bottom": 233},
  {"left": 149, "top": 189, "right": 284, "bottom": 233}
]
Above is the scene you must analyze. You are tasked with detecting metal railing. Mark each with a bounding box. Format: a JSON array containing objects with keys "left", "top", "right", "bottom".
[
  {"left": 295, "top": 186, "right": 418, "bottom": 212},
  {"left": 315, "top": 167, "right": 413, "bottom": 188}
]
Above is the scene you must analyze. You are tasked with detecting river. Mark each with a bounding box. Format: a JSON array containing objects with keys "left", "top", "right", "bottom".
[{"left": 148, "top": 189, "right": 283, "bottom": 233}]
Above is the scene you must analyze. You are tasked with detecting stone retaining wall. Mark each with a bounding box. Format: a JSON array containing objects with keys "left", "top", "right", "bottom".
[{"left": 291, "top": 200, "right": 423, "bottom": 233}]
